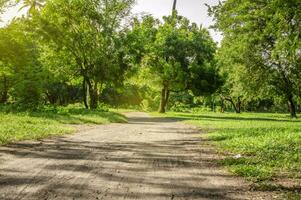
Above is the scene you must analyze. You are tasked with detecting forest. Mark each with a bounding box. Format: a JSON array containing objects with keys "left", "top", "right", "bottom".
[{"left": 0, "top": 0, "right": 301, "bottom": 199}]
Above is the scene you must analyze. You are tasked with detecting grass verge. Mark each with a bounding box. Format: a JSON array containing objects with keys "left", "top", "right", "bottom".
[
  {"left": 159, "top": 112, "right": 301, "bottom": 197},
  {"left": 0, "top": 105, "right": 127, "bottom": 145}
]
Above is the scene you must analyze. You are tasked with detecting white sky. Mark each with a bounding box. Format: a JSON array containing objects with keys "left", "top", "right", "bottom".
[
  {"left": 1, "top": 0, "right": 222, "bottom": 43},
  {"left": 132, "top": 0, "right": 222, "bottom": 43}
]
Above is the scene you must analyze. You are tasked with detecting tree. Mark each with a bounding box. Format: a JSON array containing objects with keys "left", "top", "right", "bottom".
[
  {"left": 0, "top": 19, "right": 45, "bottom": 108},
  {"left": 172, "top": 0, "right": 177, "bottom": 12},
  {"left": 214, "top": 38, "right": 263, "bottom": 114},
  {"left": 17, "top": 0, "right": 45, "bottom": 16},
  {"left": 133, "top": 12, "right": 216, "bottom": 113},
  {"left": 37, "top": 0, "right": 134, "bottom": 109},
  {"left": 38, "top": 44, "right": 82, "bottom": 105},
  {"left": 209, "top": 0, "right": 301, "bottom": 117}
]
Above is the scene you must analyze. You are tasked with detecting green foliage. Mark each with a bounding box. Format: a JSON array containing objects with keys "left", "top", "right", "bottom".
[
  {"left": 129, "top": 13, "right": 219, "bottom": 113},
  {"left": 36, "top": 0, "right": 135, "bottom": 109},
  {"left": 0, "top": 104, "right": 126, "bottom": 145},
  {"left": 2, "top": 0, "right": 298, "bottom": 116},
  {"left": 170, "top": 102, "right": 191, "bottom": 113},
  {"left": 0, "top": 19, "right": 45, "bottom": 108},
  {"left": 17, "top": 0, "right": 45, "bottom": 16},
  {"left": 285, "top": 192, "right": 301, "bottom": 200},
  {"left": 191, "top": 106, "right": 212, "bottom": 113},
  {"left": 209, "top": 0, "right": 301, "bottom": 117},
  {"left": 12, "top": 65, "right": 44, "bottom": 109},
  {"left": 0, "top": 0, "right": 6, "bottom": 14},
  {"left": 144, "top": 14, "right": 217, "bottom": 93},
  {"left": 140, "top": 99, "right": 150, "bottom": 111},
  {"left": 1, "top": 0, "right": 140, "bottom": 109}
]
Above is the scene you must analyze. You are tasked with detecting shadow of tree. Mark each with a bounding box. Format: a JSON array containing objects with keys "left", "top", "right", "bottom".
[
  {"left": 0, "top": 114, "right": 279, "bottom": 200},
  {"left": 173, "top": 113, "right": 295, "bottom": 123}
]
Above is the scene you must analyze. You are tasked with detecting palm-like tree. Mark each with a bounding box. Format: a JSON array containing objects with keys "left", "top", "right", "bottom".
[
  {"left": 172, "top": 0, "right": 177, "bottom": 11},
  {"left": 18, "top": 0, "right": 45, "bottom": 16}
]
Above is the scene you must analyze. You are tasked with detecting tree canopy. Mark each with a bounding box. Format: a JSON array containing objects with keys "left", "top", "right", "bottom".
[
  {"left": 209, "top": 0, "right": 301, "bottom": 117},
  {"left": 0, "top": 0, "right": 300, "bottom": 117},
  {"left": 129, "top": 13, "right": 220, "bottom": 113}
]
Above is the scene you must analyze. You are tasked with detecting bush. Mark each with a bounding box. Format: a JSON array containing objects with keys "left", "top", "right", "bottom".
[
  {"left": 191, "top": 106, "right": 212, "bottom": 113},
  {"left": 170, "top": 102, "right": 191, "bottom": 112},
  {"left": 141, "top": 99, "right": 150, "bottom": 111},
  {"left": 97, "top": 103, "right": 110, "bottom": 112},
  {"left": 11, "top": 66, "right": 44, "bottom": 110}
]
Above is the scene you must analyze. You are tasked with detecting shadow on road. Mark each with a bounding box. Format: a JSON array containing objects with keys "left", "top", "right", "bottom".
[{"left": 0, "top": 114, "right": 277, "bottom": 200}]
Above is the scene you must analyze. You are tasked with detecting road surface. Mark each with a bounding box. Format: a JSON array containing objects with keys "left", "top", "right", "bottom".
[{"left": 0, "top": 112, "right": 277, "bottom": 200}]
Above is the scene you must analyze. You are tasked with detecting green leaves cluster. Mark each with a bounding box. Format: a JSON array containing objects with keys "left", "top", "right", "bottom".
[
  {"left": 1, "top": 0, "right": 219, "bottom": 112},
  {"left": 36, "top": 0, "right": 135, "bottom": 109},
  {"left": 0, "top": 0, "right": 136, "bottom": 109},
  {"left": 0, "top": 19, "right": 45, "bottom": 109},
  {"left": 129, "top": 13, "right": 220, "bottom": 113},
  {"left": 0, "top": 0, "right": 7, "bottom": 14},
  {"left": 210, "top": 0, "right": 301, "bottom": 117}
]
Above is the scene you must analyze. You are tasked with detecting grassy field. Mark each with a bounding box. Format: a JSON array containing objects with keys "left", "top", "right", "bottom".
[
  {"left": 161, "top": 112, "right": 301, "bottom": 195},
  {"left": 0, "top": 105, "right": 127, "bottom": 145}
]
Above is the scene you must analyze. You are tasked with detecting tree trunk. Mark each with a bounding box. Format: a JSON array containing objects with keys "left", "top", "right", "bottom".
[
  {"left": 235, "top": 97, "right": 241, "bottom": 114},
  {"left": 225, "top": 97, "right": 241, "bottom": 114},
  {"left": 46, "top": 92, "right": 56, "bottom": 105},
  {"left": 220, "top": 96, "right": 225, "bottom": 113},
  {"left": 159, "top": 87, "right": 167, "bottom": 113},
  {"left": 0, "top": 75, "right": 8, "bottom": 104},
  {"left": 288, "top": 95, "right": 297, "bottom": 118},
  {"left": 165, "top": 89, "right": 170, "bottom": 111},
  {"left": 85, "top": 77, "right": 99, "bottom": 110},
  {"left": 82, "top": 78, "right": 88, "bottom": 109},
  {"left": 89, "top": 82, "right": 98, "bottom": 110},
  {"left": 158, "top": 86, "right": 170, "bottom": 113}
]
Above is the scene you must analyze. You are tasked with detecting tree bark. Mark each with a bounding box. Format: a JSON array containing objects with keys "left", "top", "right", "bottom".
[
  {"left": 280, "top": 72, "right": 297, "bottom": 118},
  {"left": 165, "top": 89, "right": 170, "bottom": 111},
  {"left": 0, "top": 75, "right": 8, "bottom": 104},
  {"left": 235, "top": 97, "right": 241, "bottom": 114},
  {"left": 89, "top": 82, "right": 98, "bottom": 110},
  {"left": 288, "top": 95, "right": 297, "bottom": 118},
  {"left": 225, "top": 97, "right": 241, "bottom": 114},
  {"left": 220, "top": 96, "right": 225, "bottom": 113},
  {"left": 159, "top": 87, "right": 167, "bottom": 113},
  {"left": 46, "top": 92, "right": 56, "bottom": 105},
  {"left": 85, "top": 77, "right": 99, "bottom": 110},
  {"left": 82, "top": 78, "right": 88, "bottom": 109}
]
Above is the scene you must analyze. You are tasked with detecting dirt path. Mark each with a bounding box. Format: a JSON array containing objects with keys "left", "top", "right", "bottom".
[{"left": 0, "top": 112, "right": 278, "bottom": 200}]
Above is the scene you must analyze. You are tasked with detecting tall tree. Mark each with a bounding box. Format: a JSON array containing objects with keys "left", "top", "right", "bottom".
[
  {"left": 209, "top": 0, "right": 301, "bottom": 117},
  {"left": 0, "top": 19, "right": 44, "bottom": 108},
  {"left": 172, "top": 0, "right": 177, "bottom": 12},
  {"left": 37, "top": 0, "right": 134, "bottom": 109},
  {"left": 131, "top": 14, "right": 217, "bottom": 113}
]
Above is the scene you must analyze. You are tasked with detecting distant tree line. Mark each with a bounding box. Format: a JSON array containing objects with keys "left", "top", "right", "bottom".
[
  {"left": 0, "top": 0, "right": 219, "bottom": 112},
  {"left": 0, "top": 0, "right": 300, "bottom": 117}
]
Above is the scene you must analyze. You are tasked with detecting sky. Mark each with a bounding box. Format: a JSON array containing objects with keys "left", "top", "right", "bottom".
[
  {"left": 132, "top": 0, "right": 222, "bottom": 43},
  {"left": 1, "top": 0, "right": 222, "bottom": 43}
]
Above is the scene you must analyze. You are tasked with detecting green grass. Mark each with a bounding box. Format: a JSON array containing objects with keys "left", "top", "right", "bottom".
[
  {"left": 0, "top": 105, "right": 127, "bottom": 145},
  {"left": 110, "top": 108, "right": 141, "bottom": 113},
  {"left": 160, "top": 111, "right": 301, "bottom": 194}
]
